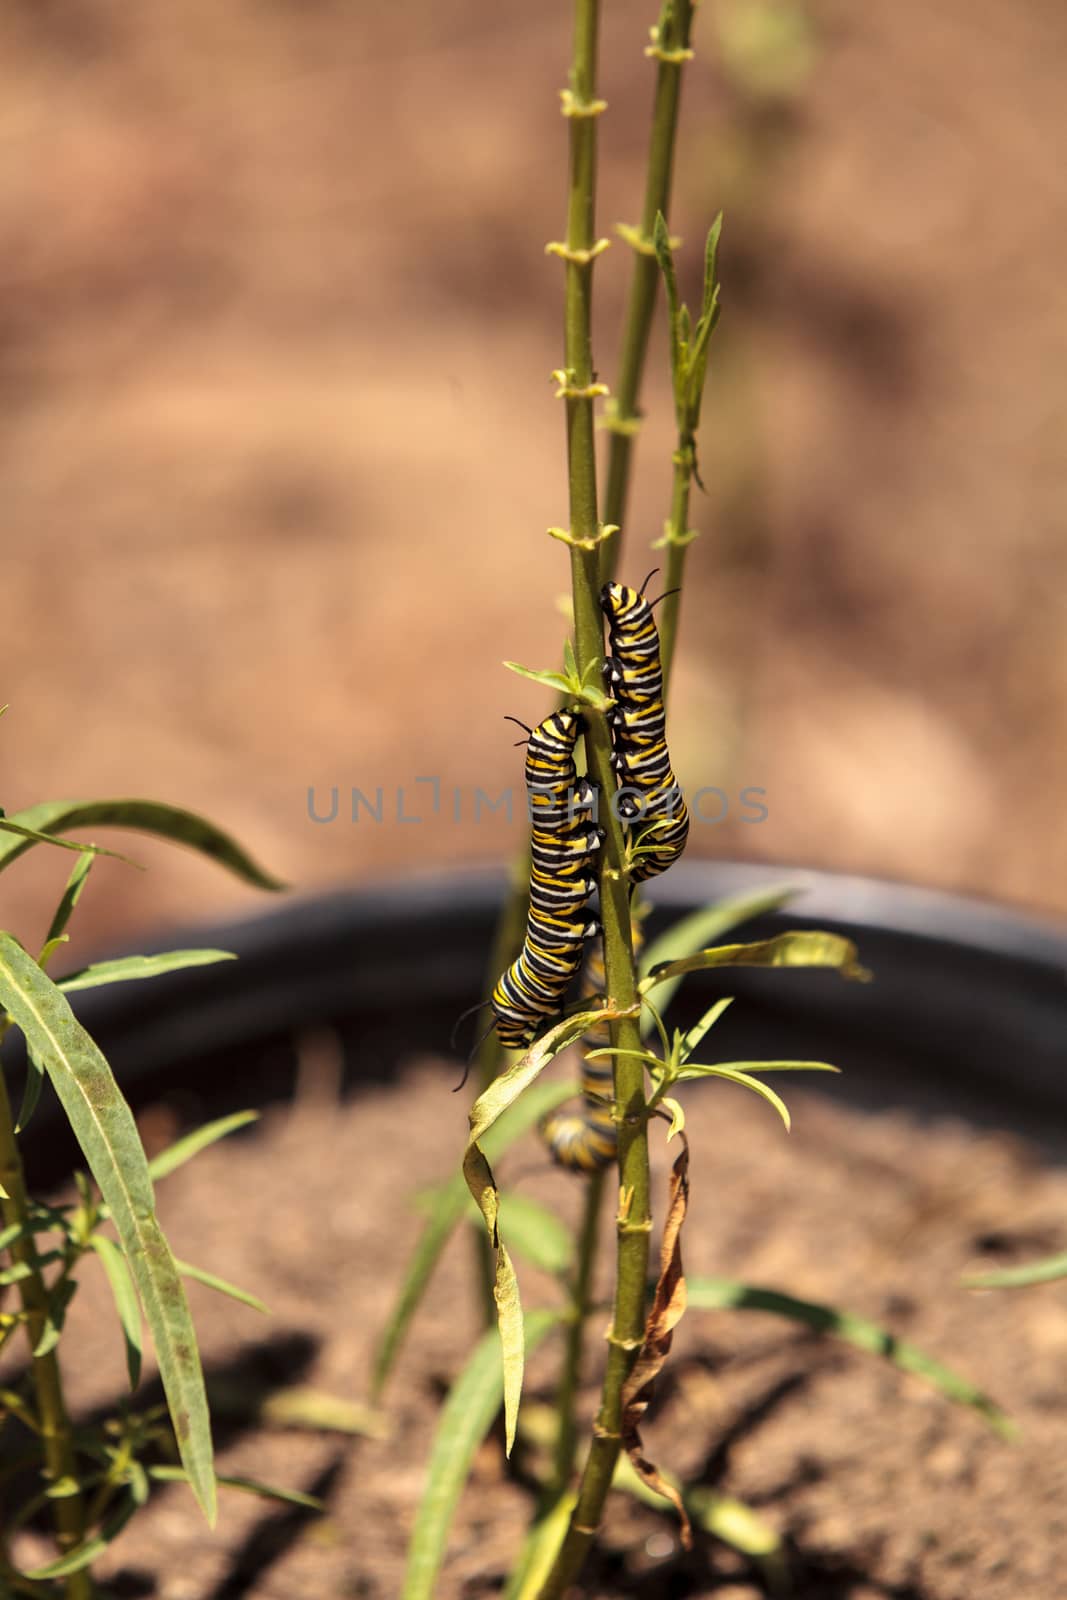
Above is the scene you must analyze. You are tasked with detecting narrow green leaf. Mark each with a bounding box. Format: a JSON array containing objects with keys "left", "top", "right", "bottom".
[
  {"left": 371, "top": 1077, "right": 574, "bottom": 1399},
  {"left": 677, "top": 1066, "right": 792, "bottom": 1130},
  {"left": 147, "top": 1110, "right": 259, "bottom": 1183},
  {"left": 0, "top": 819, "right": 127, "bottom": 865},
  {"left": 613, "top": 1454, "right": 783, "bottom": 1565},
  {"left": 562, "top": 637, "right": 578, "bottom": 679},
  {"left": 57, "top": 950, "right": 236, "bottom": 995},
  {"left": 42, "top": 852, "right": 95, "bottom": 960},
  {"left": 0, "top": 1386, "right": 41, "bottom": 1434},
  {"left": 679, "top": 1058, "right": 840, "bottom": 1076},
  {"left": 701, "top": 211, "right": 724, "bottom": 325},
  {"left": 639, "top": 882, "right": 803, "bottom": 1029},
  {"left": 687, "top": 214, "right": 725, "bottom": 424},
  {"left": 0, "top": 1253, "right": 62, "bottom": 1287},
  {"left": 45, "top": 1475, "right": 86, "bottom": 1501},
  {"left": 489, "top": 1193, "right": 573, "bottom": 1278},
  {"left": 661, "top": 1096, "right": 686, "bottom": 1140},
  {"left": 503, "top": 1490, "right": 578, "bottom": 1600},
  {"left": 91, "top": 1235, "right": 143, "bottom": 1389},
  {"left": 652, "top": 210, "right": 681, "bottom": 361},
  {"left": 33, "top": 1278, "right": 78, "bottom": 1358},
  {"left": 643, "top": 929, "right": 871, "bottom": 989},
  {"left": 150, "top": 1464, "right": 325, "bottom": 1512},
  {"left": 584, "top": 1046, "right": 661, "bottom": 1069},
  {"left": 678, "top": 997, "right": 735, "bottom": 1063},
  {"left": 177, "top": 1258, "right": 269, "bottom": 1316},
  {"left": 652, "top": 210, "right": 678, "bottom": 308},
  {"left": 25, "top": 1534, "right": 114, "bottom": 1581},
  {"left": 256, "top": 1387, "right": 388, "bottom": 1437},
  {"left": 38, "top": 934, "right": 69, "bottom": 969},
  {"left": 150, "top": 1463, "right": 322, "bottom": 1512},
  {"left": 963, "top": 1251, "right": 1067, "bottom": 1290},
  {"left": 0, "top": 799, "right": 284, "bottom": 890},
  {"left": 14, "top": 1051, "right": 45, "bottom": 1134},
  {"left": 402, "top": 1311, "right": 558, "bottom": 1600},
  {"left": 463, "top": 1010, "right": 603, "bottom": 1454},
  {"left": 23, "top": 1487, "right": 140, "bottom": 1579},
  {"left": 218, "top": 1473, "right": 323, "bottom": 1510},
  {"left": 0, "top": 935, "right": 217, "bottom": 1523},
  {"left": 0, "top": 1211, "right": 69, "bottom": 1253},
  {"left": 688, "top": 1488, "right": 786, "bottom": 1574},
  {"left": 502, "top": 661, "right": 572, "bottom": 694},
  {"left": 686, "top": 1277, "right": 1012, "bottom": 1435},
  {"left": 372, "top": 1199, "right": 469, "bottom": 1401}
]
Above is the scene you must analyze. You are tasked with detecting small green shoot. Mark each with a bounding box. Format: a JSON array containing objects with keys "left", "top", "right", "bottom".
[
  {"left": 687, "top": 1278, "right": 1013, "bottom": 1436},
  {"left": 401, "top": 1312, "right": 559, "bottom": 1600}
]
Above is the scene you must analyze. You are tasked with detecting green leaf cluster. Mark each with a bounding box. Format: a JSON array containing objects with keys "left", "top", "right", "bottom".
[
  {"left": 504, "top": 636, "right": 613, "bottom": 713},
  {"left": 378, "top": 875, "right": 1007, "bottom": 1593},
  {"left": 0, "top": 788, "right": 287, "bottom": 1592},
  {"left": 653, "top": 209, "right": 723, "bottom": 467}
]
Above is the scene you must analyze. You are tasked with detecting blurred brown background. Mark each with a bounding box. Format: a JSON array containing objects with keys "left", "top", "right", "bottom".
[{"left": 3, "top": 0, "right": 1065, "bottom": 953}]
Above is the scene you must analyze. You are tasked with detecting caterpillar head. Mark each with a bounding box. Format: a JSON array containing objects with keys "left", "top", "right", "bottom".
[
  {"left": 546, "top": 708, "right": 584, "bottom": 742},
  {"left": 600, "top": 581, "right": 649, "bottom": 625}
]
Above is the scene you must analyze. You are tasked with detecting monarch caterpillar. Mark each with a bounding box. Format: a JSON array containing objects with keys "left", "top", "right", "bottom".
[
  {"left": 490, "top": 709, "right": 601, "bottom": 1049},
  {"left": 601, "top": 576, "right": 690, "bottom": 883},
  {"left": 540, "top": 1046, "right": 616, "bottom": 1172},
  {"left": 541, "top": 918, "right": 645, "bottom": 1172}
]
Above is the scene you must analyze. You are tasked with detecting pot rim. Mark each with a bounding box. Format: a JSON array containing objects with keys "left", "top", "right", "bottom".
[{"left": 127, "top": 859, "right": 1067, "bottom": 972}]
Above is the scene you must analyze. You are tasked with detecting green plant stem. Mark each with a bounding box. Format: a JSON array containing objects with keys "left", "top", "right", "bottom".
[
  {"left": 657, "top": 449, "right": 694, "bottom": 696},
  {"left": 538, "top": 12, "right": 698, "bottom": 1535},
  {"left": 540, "top": 4, "right": 652, "bottom": 1592},
  {"left": 548, "top": 1168, "right": 604, "bottom": 1496},
  {"left": 601, "top": 0, "right": 698, "bottom": 576},
  {"left": 0, "top": 1054, "right": 91, "bottom": 1600}
]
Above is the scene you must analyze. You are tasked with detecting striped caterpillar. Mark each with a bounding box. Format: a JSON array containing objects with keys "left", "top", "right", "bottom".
[
  {"left": 493, "top": 576, "right": 686, "bottom": 1168},
  {"left": 490, "top": 710, "right": 600, "bottom": 1049},
  {"left": 601, "top": 576, "right": 690, "bottom": 883},
  {"left": 541, "top": 919, "right": 644, "bottom": 1172},
  {"left": 542, "top": 574, "right": 687, "bottom": 1170}
]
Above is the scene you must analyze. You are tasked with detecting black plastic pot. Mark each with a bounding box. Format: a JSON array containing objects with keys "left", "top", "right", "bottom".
[{"left": 7, "top": 862, "right": 1067, "bottom": 1188}]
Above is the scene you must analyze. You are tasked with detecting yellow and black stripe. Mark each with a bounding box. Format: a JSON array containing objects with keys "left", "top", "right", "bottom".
[
  {"left": 541, "top": 917, "right": 645, "bottom": 1171},
  {"left": 540, "top": 1046, "right": 616, "bottom": 1171},
  {"left": 601, "top": 580, "right": 689, "bottom": 884},
  {"left": 491, "top": 710, "right": 600, "bottom": 1049}
]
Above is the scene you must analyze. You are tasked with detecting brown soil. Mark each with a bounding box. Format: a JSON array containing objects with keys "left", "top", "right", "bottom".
[{"left": 8, "top": 1057, "right": 1067, "bottom": 1599}]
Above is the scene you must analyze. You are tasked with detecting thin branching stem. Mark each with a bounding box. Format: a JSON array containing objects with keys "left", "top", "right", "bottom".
[
  {"left": 475, "top": 0, "right": 698, "bottom": 1545},
  {"left": 601, "top": 0, "right": 698, "bottom": 575},
  {"left": 0, "top": 1049, "right": 91, "bottom": 1600},
  {"left": 539, "top": 4, "right": 652, "bottom": 1592},
  {"left": 658, "top": 447, "right": 693, "bottom": 695},
  {"left": 548, "top": 1166, "right": 605, "bottom": 1496},
  {"left": 539, "top": 5, "right": 698, "bottom": 1517}
]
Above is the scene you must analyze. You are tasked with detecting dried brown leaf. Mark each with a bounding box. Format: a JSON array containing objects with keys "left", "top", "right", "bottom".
[{"left": 619, "top": 1130, "right": 692, "bottom": 1549}]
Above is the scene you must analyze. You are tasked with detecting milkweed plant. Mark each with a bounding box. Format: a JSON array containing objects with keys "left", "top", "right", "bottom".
[
  {"left": 372, "top": 4, "right": 1013, "bottom": 1597},
  {"left": 0, "top": 785, "right": 312, "bottom": 1595},
  {"left": 0, "top": 8, "right": 1012, "bottom": 1598}
]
